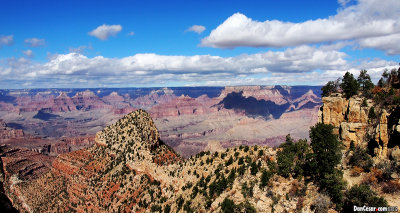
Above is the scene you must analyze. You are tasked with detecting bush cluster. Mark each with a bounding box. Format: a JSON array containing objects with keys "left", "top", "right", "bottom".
[
  {"left": 343, "top": 184, "right": 388, "bottom": 212},
  {"left": 276, "top": 135, "right": 310, "bottom": 179},
  {"left": 348, "top": 146, "right": 373, "bottom": 172}
]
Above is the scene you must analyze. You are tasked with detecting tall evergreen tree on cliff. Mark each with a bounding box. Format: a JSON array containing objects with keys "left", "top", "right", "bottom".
[
  {"left": 357, "top": 70, "right": 374, "bottom": 92},
  {"left": 309, "top": 123, "right": 341, "bottom": 178},
  {"left": 341, "top": 72, "right": 359, "bottom": 99},
  {"left": 309, "top": 123, "right": 345, "bottom": 209}
]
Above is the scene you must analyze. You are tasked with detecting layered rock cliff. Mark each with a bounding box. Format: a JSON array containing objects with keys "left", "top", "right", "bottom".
[{"left": 318, "top": 93, "right": 400, "bottom": 159}]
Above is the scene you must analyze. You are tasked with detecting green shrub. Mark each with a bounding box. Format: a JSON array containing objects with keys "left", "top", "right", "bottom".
[
  {"left": 250, "top": 161, "right": 259, "bottom": 175},
  {"left": 358, "top": 70, "right": 374, "bottom": 93},
  {"left": 277, "top": 148, "right": 294, "bottom": 178},
  {"left": 238, "top": 164, "right": 246, "bottom": 176},
  {"left": 309, "top": 123, "right": 341, "bottom": 179},
  {"left": 260, "top": 169, "right": 273, "bottom": 189},
  {"left": 151, "top": 204, "right": 162, "bottom": 212},
  {"left": 176, "top": 196, "right": 184, "bottom": 211},
  {"left": 343, "top": 184, "right": 388, "bottom": 212},
  {"left": 241, "top": 182, "right": 254, "bottom": 197},
  {"left": 376, "top": 160, "right": 397, "bottom": 182},
  {"left": 277, "top": 136, "right": 310, "bottom": 178},
  {"left": 361, "top": 99, "right": 368, "bottom": 107},
  {"left": 238, "top": 201, "right": 256, "bottom": 213},
  {"left": 318, "top": 170, "right": 346, "bottom": 210},
  {"left": 163, "top": 204, "right": 171, "bottom": 213},
  {"left": 183, "top": 200, "right": 194, "bottom": 213},
  {"left": 227, "top": 169, "right": 236, "bottom": 185},
  {"left": 368, "top": 107, "right": 377, "bottom": 119},
  {"left": 348, "top": 146, "right": 373, "bottom": 172},
  {"left": 238, "top": 157, "right": 244, "bottom": 165},
  {"left": 221, "top": 198, "right": 235, "bottom": 213},
  {"left": 225, "top": 156, "right": 233, "bottom": 166},
  {"left": 321, "top": 80, "right": 339, "bottom": 97},
  {"left": 209, "top": 175, "right": 227, "bottom": 197},
  {"left": 258, "top": 149, "right": 264, "bottom": 157},
  {"left": 349, "top": 141, "right": 355, "bottom": 151},
  {"left": 309, "top": 123, "right": 344, "bottom": 209},
  {"left": 267, "top": 160, "right": 278, "bottom": 173},
  {"left": 191, "top": 186, "right": 198, "bottom": 199}
]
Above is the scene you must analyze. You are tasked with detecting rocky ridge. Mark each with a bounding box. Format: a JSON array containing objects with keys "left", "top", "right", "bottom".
[{"left": 2, "top": 109, "right": 322, "bottom": 212}]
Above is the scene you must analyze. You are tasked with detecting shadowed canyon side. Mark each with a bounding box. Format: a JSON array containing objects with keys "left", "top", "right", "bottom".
[{"left": 0, "top": 86, "right": 321, "bottom": 158}]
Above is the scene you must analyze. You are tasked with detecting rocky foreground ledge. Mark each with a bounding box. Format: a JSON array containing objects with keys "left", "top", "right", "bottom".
[{"left": 0, "top": 109, "right": 324, "bottom": 212}]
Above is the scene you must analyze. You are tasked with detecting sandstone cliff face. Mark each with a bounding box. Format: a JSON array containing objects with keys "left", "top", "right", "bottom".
[{"left": 318, "top": 94, "right": 398, "bottom": 159}]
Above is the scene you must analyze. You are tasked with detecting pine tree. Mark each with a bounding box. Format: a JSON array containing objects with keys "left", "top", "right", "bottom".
[
  {"left": 357, "top": 70, "right": 374, "bottom": 92},
  {"left": 341, "top": 72, "right": 359, "bottom": 99}
]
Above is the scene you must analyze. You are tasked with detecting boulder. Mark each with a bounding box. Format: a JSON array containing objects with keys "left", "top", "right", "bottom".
[{"left": 391, "top": 146, "right": 400, "bottom": 162}]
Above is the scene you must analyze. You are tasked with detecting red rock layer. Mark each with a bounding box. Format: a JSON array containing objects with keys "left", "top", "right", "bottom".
[{"left": 149, "top": 95, "right": 217, "bottom": 118}]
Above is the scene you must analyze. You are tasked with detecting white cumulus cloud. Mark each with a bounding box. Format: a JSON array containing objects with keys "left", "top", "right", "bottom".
[
  {"left": 68, "top": 44, "right": 93, "bottom": 54},
  {"left": 22, "top": 49, "right": 34, "bottom": 58},
  {"left": 0, "top": 35, "right": 14, "bottom": 47},
  {"left": 358, "top": 33, "right": 400, "bottom": 55},
  {"left": 201, "top": 0, "right": 400, "bottom": 53},
  {"left": 89, "top": 24, "right": 122, "bottom": 40},
  {"left": 338, "top": 0, "right": 352, "bottom": 7},
  {"left": 186, "top": 25, "right": 206, "bottom": 34},
  {"left": 25, "top": 38, "right": 46, "bottom": 47},
  {"left": 0, "top": 44, "right": 397, "bottom": 88}
]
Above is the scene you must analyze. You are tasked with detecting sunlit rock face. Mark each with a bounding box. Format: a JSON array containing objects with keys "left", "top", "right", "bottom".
[{"left": 319, "top": 93, "right": 400, "bottom": 159}]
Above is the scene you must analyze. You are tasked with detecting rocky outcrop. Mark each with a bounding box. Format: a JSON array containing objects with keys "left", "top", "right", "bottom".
[
  {"left": 0, "top": 120, "right": 24, "bottom": 140},
  {"left": 0, "top": 145, "right": 54, "bottom": 181},
  {"left": 374, "top": 110, "right": 390, "bottom": 157},
  {"left": 319, "top": 94, "right": 399, "bottom": 159},
  {"left": 319, "top": 94, "right": 369, "bottom": 147}
]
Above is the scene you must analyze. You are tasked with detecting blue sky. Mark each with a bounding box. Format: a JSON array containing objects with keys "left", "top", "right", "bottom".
[{"left": 0, "top": 0, "right": 399, "bottom": 88}]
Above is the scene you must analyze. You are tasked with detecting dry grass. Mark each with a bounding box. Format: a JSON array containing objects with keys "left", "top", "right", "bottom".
[
  {"left": 350, "top": 166, "right": 363, "bottom": 177},
  {"left": 362, "top": 167, "right": 382, "bottom": 185},
  {"left": 382, "top": 181, "right": 400, "bottom": 194}
]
